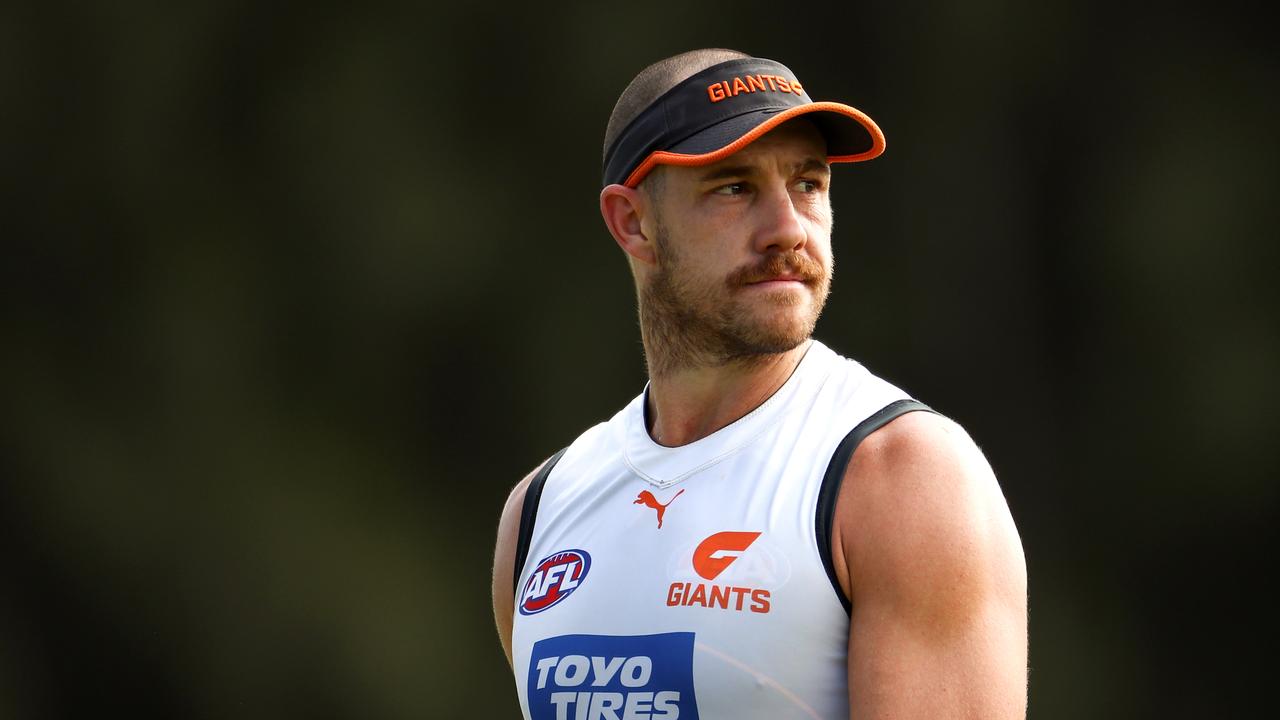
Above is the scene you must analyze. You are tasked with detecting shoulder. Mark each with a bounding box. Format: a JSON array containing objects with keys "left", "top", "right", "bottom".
[
  {"left": 845, "top": 410, "right": 989, "bottom": 495},
  {"left": 494, "top": 448, "right": 564, "bottom": 586},
  {"left": 497, "top": 462, "right": 542, "bottom": 548},
  {"left": 492, "top": 454, "right": 557, "bottom": 665},
  {"left": 832, "top": 411, "right": 1026, "bottom": 613}
]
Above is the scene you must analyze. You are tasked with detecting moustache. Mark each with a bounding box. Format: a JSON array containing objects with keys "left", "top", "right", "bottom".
[{"left": 727, "top": 253, "right": 826, "bottom": 288}]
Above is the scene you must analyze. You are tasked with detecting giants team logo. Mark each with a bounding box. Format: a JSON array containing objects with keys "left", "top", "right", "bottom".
[
  {"left": 526, "top": 633, "right": 699, "bottom": 720},
  {"left": 692, "top": 531, "right": 759, "bottom": 580},
  {"left": 520, "top": 549, "right": 591, "bottom": 616},
  {"left": 666, "top": 531, "right": 787, "bottom": 614}
]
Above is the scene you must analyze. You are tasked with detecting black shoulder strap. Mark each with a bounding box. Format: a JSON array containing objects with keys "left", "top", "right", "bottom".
[
  {"left": 815, "top": 399, "right": 936, "bottom": 614},
  {"left": 512, "top": 446, "right": 570, "bottom": 598}
]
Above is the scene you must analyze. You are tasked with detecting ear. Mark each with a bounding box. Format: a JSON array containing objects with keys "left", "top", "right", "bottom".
[{"left": 600, "top": 183, "right": 657, "bottom": 266}]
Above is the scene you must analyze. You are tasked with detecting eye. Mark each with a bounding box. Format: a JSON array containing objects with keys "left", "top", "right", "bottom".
[
  {"left": 713, "top": 182, "right": 749, "bottom": 196},
  {"left": 793, "top": 178, "right": 822, "bottom": 193}
]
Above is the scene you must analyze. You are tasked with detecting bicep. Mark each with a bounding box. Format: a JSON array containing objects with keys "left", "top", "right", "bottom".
[
  {"left": 848, "top": 584, "right": 1026, "bottom": 719},
  {"left": 838, "top": 414, "right": 1027, "bottom": 719}
]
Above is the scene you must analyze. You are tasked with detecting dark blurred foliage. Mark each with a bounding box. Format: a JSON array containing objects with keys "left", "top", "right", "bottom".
[{"left": 2, "top": 1, "right": 1276, "bottom": 718}]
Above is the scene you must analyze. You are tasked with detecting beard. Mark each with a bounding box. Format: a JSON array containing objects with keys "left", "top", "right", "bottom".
[{"left": 639, "top": 224, "right": 832, "bottom": 376}]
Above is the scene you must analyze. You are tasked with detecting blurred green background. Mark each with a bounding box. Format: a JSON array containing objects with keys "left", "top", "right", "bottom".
[{"left": 2, "top": 1, "right": 1276, "bottom": 718}]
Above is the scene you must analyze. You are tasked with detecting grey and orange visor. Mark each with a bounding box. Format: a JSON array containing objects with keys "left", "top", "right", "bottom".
[{"left": 602, "top": 57, "right": 885, "bottom": 188}]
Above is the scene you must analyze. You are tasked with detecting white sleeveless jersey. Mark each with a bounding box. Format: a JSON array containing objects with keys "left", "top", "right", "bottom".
[{"left": 510, "top": 340, "right": 925, "bottom": 720}]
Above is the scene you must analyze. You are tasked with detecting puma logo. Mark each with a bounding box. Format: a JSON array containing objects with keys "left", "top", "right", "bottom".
[{"left": 633, "top": 489, "right": 685, "bottom": 529}]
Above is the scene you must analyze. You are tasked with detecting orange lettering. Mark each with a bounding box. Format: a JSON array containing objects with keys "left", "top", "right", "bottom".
[
  {"left": 707, "top": 83, "right": 726, "bottom": 102},
  {"left": 763, "top": 75, "right": 778, "bottom": 91},
  {"left": 665, "top": 582, "right": 771, "bottom": 613},
  {"left": 775, "top": 76, "right": 792, "bottom": 93},
  {"left": 746, "top": 75, "right": 766, "bottom": 92},
  {"left": 732, "top": 77, "right": 750, "bottom": 95},
  {"left": 667, "top": 582, "right": 684, "bottom": 606},
  {"left": 791, "top": 80, "right": 804, "bottom": 96}
]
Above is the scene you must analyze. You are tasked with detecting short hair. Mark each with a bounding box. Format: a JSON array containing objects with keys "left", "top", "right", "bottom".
[{"left": 602, "top": 48, "right": 750, "bottom": 167}]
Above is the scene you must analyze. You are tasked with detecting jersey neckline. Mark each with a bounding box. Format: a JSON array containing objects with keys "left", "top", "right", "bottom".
[{"left": 621, "top": 339, "right": 837, "bottom": 488}]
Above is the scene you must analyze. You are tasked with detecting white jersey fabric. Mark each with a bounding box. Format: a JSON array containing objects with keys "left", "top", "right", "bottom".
[{"left": 511, "top": 340, "right": 915, "bottom": 720}]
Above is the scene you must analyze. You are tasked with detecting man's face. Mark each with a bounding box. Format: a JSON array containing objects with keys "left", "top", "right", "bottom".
[{"left": 638, "top": 119, "right": 834, "bottom": 369}]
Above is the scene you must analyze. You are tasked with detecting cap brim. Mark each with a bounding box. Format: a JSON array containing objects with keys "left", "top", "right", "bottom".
[{"left": 623, "top": 101, "right": 885, "bottom": 188}]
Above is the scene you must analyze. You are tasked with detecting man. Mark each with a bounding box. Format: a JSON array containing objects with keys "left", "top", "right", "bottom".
[{"left": 493, "top": 48, "right": 1027, "bottom": 719}]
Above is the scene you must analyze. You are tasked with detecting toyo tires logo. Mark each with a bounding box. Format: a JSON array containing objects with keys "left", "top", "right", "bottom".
[{"left": 526, "top": 633, "right": 699, "bottom": 720}]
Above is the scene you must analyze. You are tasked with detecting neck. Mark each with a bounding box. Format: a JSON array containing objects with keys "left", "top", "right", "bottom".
[{"left": 644, "top": 340, "right": 811, "bottom": 447}]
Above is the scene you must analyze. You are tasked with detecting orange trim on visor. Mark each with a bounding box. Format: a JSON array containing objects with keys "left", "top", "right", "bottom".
[{"left": 622, "top": 101, "right": 885, "bottom": 188}]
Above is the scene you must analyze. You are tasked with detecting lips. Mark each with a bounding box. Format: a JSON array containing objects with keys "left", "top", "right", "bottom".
[{"left": 748, "top": 274, "right": 806, "bottom": 285}]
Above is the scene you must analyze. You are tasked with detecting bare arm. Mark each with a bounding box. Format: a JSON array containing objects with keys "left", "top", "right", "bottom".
[
  {"left": 833, "top": 412, "right": 1028, "bottom": 719},
  {"left": 491, "top": 459, "right": 549, "bottom": 667}
]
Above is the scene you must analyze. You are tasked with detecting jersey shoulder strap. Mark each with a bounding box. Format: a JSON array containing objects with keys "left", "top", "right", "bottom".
[
  {"left": 512, "top": 446, "right": 570, "bottom": 597},
  {"left": 814, "top": 399, "right": 936, "bottom": 614}
]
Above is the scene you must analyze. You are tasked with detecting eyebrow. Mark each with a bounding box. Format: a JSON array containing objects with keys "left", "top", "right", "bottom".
[
  {"left": 798, "top": 158, "right": 832, "bottom": 176},
  {"left": 698, "top": 158, "right": 831, "bottom": 183},
  {"left": 699, "top": 165, "right": 755, "bottom": 182}
]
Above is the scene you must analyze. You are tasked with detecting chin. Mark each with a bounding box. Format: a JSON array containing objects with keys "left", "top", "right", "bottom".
[
  {"left": 754, "top": 300, "right": 816, "bottom": 333},
  {"left": 725, "top": 311, "right": 816, "bottom": 356}
]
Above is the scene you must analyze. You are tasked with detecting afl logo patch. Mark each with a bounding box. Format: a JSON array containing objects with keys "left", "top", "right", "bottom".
[{"left": 520, "top": 549, "right": 591, "bottom": 615}]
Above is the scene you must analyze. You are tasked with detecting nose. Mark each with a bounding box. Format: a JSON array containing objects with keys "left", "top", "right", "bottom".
[{"left": 753, "top": 184, "right": 808, "bottom": 254}]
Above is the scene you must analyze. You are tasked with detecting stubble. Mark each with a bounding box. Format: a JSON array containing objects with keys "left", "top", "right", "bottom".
[{"left": 638, "top": 222, "right": 831, "bottom": 377}]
